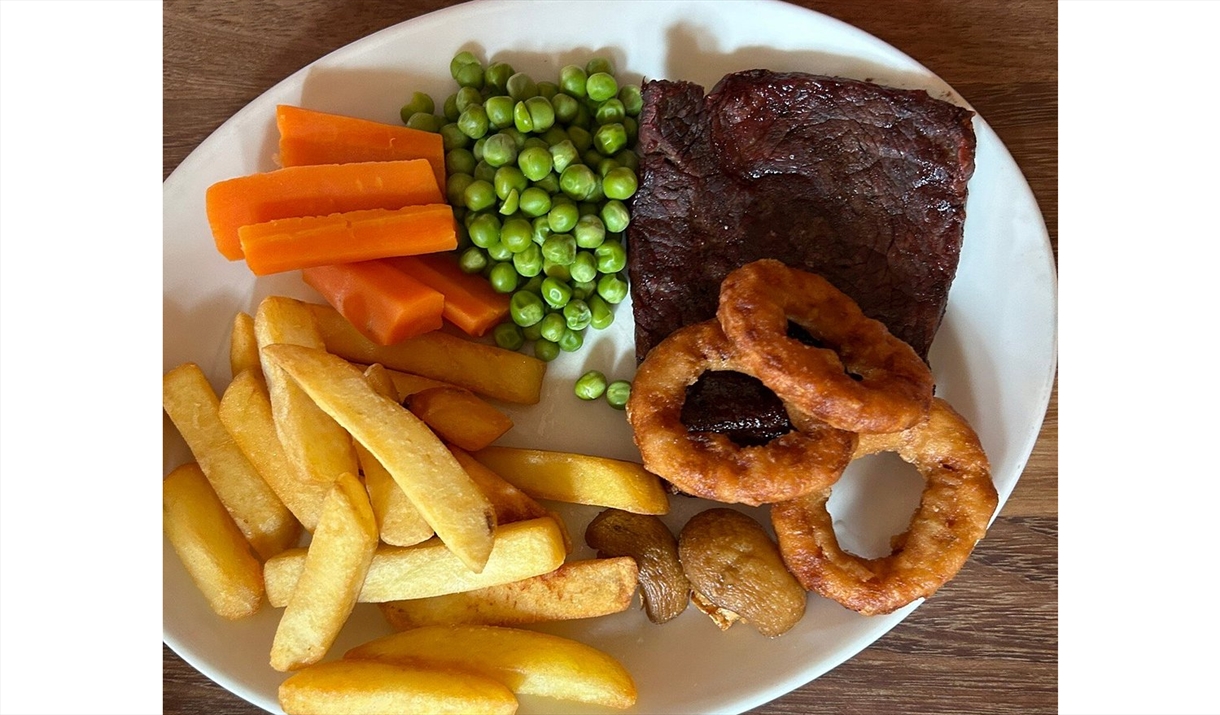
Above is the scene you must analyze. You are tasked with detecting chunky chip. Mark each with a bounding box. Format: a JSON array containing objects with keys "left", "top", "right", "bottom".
[
  {"left": 278, "top": 660, "right": 518, "bottom": 715},
  {"left": 474, "top": 446, "right": 670, "bottom": 515}
]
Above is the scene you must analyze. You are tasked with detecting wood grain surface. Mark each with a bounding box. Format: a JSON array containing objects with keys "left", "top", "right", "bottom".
[{"left": 163, "top": 1, "right": 1057, "bottom": 712}]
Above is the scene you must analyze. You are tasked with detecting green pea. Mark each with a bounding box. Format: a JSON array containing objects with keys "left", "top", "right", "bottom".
[
  {"left": 586, "top": 72, "right": 618, "bottom": 103},
  {"left": 486, "top": 61, "right": 515, "bottom": 93},
  {"left": 533, "top": 338, "right": 561, "bottom": 362},
  {"left": 563, "top": 299, "right": 592, "bottom": 330},
  {"left": 541, "top": 276, "right": 573, "bottom": 308},
  {"left": 597, "top": 157, "right": 620, "bottom": 178},
  {"left": 467, "top": 212, "right": 501, "bottom": 248},
  {"left": 531, "top": 216, "right": 552, "bottom": 245},
  {"left": 594, "top": 98, "right": 626, "bottom": 126},
  {"left": 484, "top": 96, "right": 515, "bottom": 129},
  {"left": 522, "top": 136, "right": 549, "bottom": 153},
  {"left": 518, "top": 187, "right": 552, "bottom": 218},
  {"left": 560, "top": 164, "right": 597, "bottom": 200},
  {"left": 532, "top": 172, "right": 560, "bottom": 194},
  {"left": 517, "top": 146, "right": 553, "bottom": 182},
  {"left": 499, "top": 188, "right": 520, "bottom": 215},
  {"left": 571, "top": 102, "right": 593, "bottom": 130},
  {"left": 519, "top": 274, "right": 544, "bottom": 294},
  {"left": 574, "top": 370, "right": 607, "bottom": 400},
  {"left": 587, "top": 294, "right": 614, "bottom": 329},
  {"left": 512, "top": 243, "right": 544, "bottom": 277},
  {"left": 507, "top": 72, "right": 538, "bottom": 101},
  {"left": 493, "top": 322, "right": 524, "bottom": 351},
  {"left": 559, "top": 65, "right": 587, "bottom": 98},
  {"left": 487, "top": 262, "right": 519, "bottom": 293},
  {"left": 597, "top": 272, "right": 628, "bottom": 304},
  {"left": 537, "top": 81, "right": 559, "bottom": 100},
  {"left": 594, "top": 239, "right": 627, "bottom": 273},
  {"left": 437, "top": 123, "right": 468, "bottom": 151},
  {"left": 566, "top": 125, "right": 593, "bottom": 152},
  {"left": 542, "top": 233, "right": 577, "bottom": 265},
  {"left": 547, "top": 203, "right": 580, "bottom": 234},
  {"left": 481, "top": 133, "right": 518, "bottom": 168},
  {"left": 472, "top": 136, "right": 486, "bottom": 162},
  {"left": 623, "top": 116, "right": 638, "bottom": 145},
  {"left": 570, "top": 251, "right": 598, "bottom": 283},
  {"left": 618, "top": 84, "right": 643, "bottom": 116},
  {"left": 489, "top": 239, "right": 516, "bottom": 261},
  {"left": 549, "top": 140, "right": 579, "bottom": 175},
  {"left": 573, "top": 214, "right": 606, "bottom": 248},
  {"left": 543, "top": 259, "right": 571, "bottom": 281},
  {"left": 450, "top": 51, "right": 480, "bottom": 77},
  {"left": 401, "top": 91, "right": 435, "bottom": 119},
  {"left": 458, "top": 105, "right": 489, "bottom": 139},
  {"left": 593, "top": 122, "right": 627, "bottom": 155},
  {"left": 540, "top": 126, "right": 569, "bottom": 146},
  {"left": 586, "top": 56, "right": 614, "bottom": 76},
  {"left": 447, "top": 173, "right": 475, "bottom": 206},
  {"left": 473, "top": 160, "right": 498, "bottom": 184},
  {"left": 454, "top": 62, "right": 484, "bottom": 90},
  {"left": 455, "top": 86, "right": 483, "bottom": 113},
  {"left": 458, "top": 246, "right": 489, "bottom": 274},
  {"left": 406, "top": 113, "right": 444, "bottom": 132},
  {"left": 572, "top": 280, "right": 597, "bottom": 300},
  {"left": 446, "top": 148, "right": 477, "bottom": 177},
  {"left": 443, "top": 93, "right": 461, "bottom": 122},
  {"left": 493, "top": 166, "right": 527, "bottom": 200},
  {"left": 454, "top": 220, "right": 472, "bottom": 250},
  {"left": 613, "top": 148, "right": 639, "bottom": 173},
  {"left": 602, "top": 166, "right": 638, "bottom": 200},
  {"left": 463, "top": 180, "right": 496, "bottom": 212},
  {"left": 605, "top": 379, "right": 631, "bottom": 409},
  {"left": 558, "top": 328, "right": 585, "bottom": 352},
  {"left": 538, "top": 312, "right": 566, "bottom": 342},
  {"left": 522, "top": 322, "right": 543, "bottom": 341},
  {"left": 601, "top": 199, "right": 630, "bottom": 233},
  {"left": 499, "top": 127, "right": 526, "bottom": 149},
  {"left": 522, "top": 96, "right": 555, "bottom": 133},
  {"left": 552, "top": 93, "right": 580, "bottom": 124},
  {"left": 577, "top": 201, "right": 599, "bottom": 218},
  {"left": 500, "top": 217, "right": 533, "bottom": 253},
  {"left": 510, "top": 290, "right": 545, "bottom": 327}
]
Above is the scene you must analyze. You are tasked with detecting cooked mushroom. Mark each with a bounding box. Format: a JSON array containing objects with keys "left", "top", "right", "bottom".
[
  {"left": 678, "top": 508, "right": 806, "bottom": 637},
  {"left": 585, "top": 509, "right": 690, "bottom": 624}
]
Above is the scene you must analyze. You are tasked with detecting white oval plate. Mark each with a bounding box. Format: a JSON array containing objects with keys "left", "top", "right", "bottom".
[{"left": 163, "top": 1, "right": 1057, "bottom": 713}]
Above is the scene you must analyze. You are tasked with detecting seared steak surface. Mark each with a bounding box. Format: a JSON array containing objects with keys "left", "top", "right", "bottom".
[{"left": 628, "top": 70, "right": 976, "bottom": 440}]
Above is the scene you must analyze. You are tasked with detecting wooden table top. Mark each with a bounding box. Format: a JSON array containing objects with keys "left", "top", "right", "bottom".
[{"left": 163, "top": 1, "right": 1057, "bottom": 712}]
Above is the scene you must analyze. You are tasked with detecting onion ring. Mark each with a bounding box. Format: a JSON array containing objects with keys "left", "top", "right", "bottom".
[
  {"left": 626, "top": 319, "right": 856, "bottom": 506},
  {"left": 770, "top": 398, "right": 998, "bottom": 616},
  {"left": 716, "top": 259, "right": 934, "bottom": 434}
]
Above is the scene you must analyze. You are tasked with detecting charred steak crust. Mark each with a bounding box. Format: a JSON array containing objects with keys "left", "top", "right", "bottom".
[{"left": 628, "top": 70, "right": 976, "bottom": 439}]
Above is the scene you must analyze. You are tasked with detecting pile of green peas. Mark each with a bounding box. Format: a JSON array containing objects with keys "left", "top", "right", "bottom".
[{"left": 401, "top": 52, "right": 641, "bottom": 365}]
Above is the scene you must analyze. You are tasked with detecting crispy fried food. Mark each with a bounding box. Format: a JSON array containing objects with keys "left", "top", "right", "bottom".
[
  {"left": 346, "top": 625, "right": 637, "bottom": 709},
  {"left": 626, "top": 320, "right": 856, "bottom": 506},
  {"left": 278, "top": 660, "right": 518, "bottom": 715},
  {"left": 448, "top": 446, "right": 548, "bottom": 526},
  {"left": 771, "top": 398, "right": 998, "bottom": 616},
  {"left": 162, "top": 463, "right": 264, "bottom": 619},
  {"left": 678, "top": 508, "right": 806, "bottom": 637},
  {"left": 474, "top": 446, "right": 669, "bottom": 515},
  {"left": 270, "top": 472, "right": 378, "bottom": 672},
  {"left": 229, "top": 311, "right": 261, "bottom": 379},
  {"left": 261, "top": 343, "right": 496, "bottom": 573},
  {"left": 717, "top": 259, "right": 933, "bottom": 434},
  {"left": 585, "top": 509, "right": 689, "bottom": 624},
  {"left": 406, "top": 386, "right": 513, "bottom": 452},
  {"left": 163, "top": 362, "right": 299, "bottom": 559},
  {"left": 263, "top": 517, "right": 565, "bottom": 606},
  {"left": 377, "top": 558, "right": 638, "bottom": 629}
]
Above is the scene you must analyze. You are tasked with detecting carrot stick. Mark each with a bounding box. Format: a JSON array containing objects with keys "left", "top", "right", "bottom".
[
  {"left": 302, "top": 261, "right": 444, "bottom": 346},
  {"left": 385, "top": 254, "right": 510, "bottom": 337},
  {"left": 205, "top": 159, "right": 442, "bottom": 261},
  {"left": 276, "top": 105, "right": 446, "bottom": 196},
  {"left": 238, "top": 204, "right": 456, "bottom": 276}
]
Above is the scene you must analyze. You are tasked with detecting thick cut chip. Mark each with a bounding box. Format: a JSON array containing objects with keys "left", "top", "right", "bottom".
[
  {"left": 406, "top": 386, "right": 513, "bottom": 451},
  {"left": 278, "top": 659, "right": 518, "bottom": 715},
  {"left": 309, "top": 302, "right": 546, "bottom": 405},
  {"left": 264, "top": 517, "right": 564, "bottom": 606},
  {"left": 449, "top": 446, "right": 548, "bottom": 526},
  {"left": 219, "top": 369, "right": 328, "bottom": 530},
  {"left": 345, "top": 625, "right": 637, "bottom": 709},
  {"left": 270, "top": 472, "right": 377, "bottom": 672},
  {"left": 163, "top": 463, "right": 264, "bottom": 619},
  {"left": 474, "top": 446, "right": 670, "bottom": 515},
  {"left": 359, "top": 364, "right": 433, "bottom": 547},
  {"left": 163, "top": 362, "right": 299, "bottom": 559},
  {"left": 379, "top": 558, "right": 638, "bottom": 629},
  {"left": 261, "top": 343, "right": 496, "bottom": 572},
  {"left": 255, "top": 296, "right": 358, "bottom": 485},
  {"left": 230, "top": 311, "right": 262, "bottom": 379}
]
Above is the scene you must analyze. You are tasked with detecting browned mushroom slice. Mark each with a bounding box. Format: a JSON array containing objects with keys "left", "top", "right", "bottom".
[
  {"left": 584, "top": 509, "right": 690, "bottom": 624},
  {"left": 678, "top": 508, "right": 807, "bottom": 637}
]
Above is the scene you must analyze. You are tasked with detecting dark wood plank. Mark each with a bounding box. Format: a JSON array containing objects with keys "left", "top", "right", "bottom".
[{"left": 163, "top": 1, "right": 1057, "bottom": 712}]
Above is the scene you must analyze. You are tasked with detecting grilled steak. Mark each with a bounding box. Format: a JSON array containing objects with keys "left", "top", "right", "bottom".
[{"left": 628, "top": 70, "right": 976, "bottom": 441}]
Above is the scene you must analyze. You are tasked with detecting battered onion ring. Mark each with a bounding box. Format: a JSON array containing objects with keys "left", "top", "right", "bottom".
[
  {"left": 716, "top": 259, "right": 934, "bottom": 434},
  {"left": 626, "top": 320, "right": 856, "bottom": 506},
  {"left": 770, "top": 398, "right": 998, "bottom": 616}
]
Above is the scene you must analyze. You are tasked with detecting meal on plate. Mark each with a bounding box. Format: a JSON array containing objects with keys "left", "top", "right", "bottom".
[{"left": 164, "top": 49, "right": 1001, "bottom": 714}]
